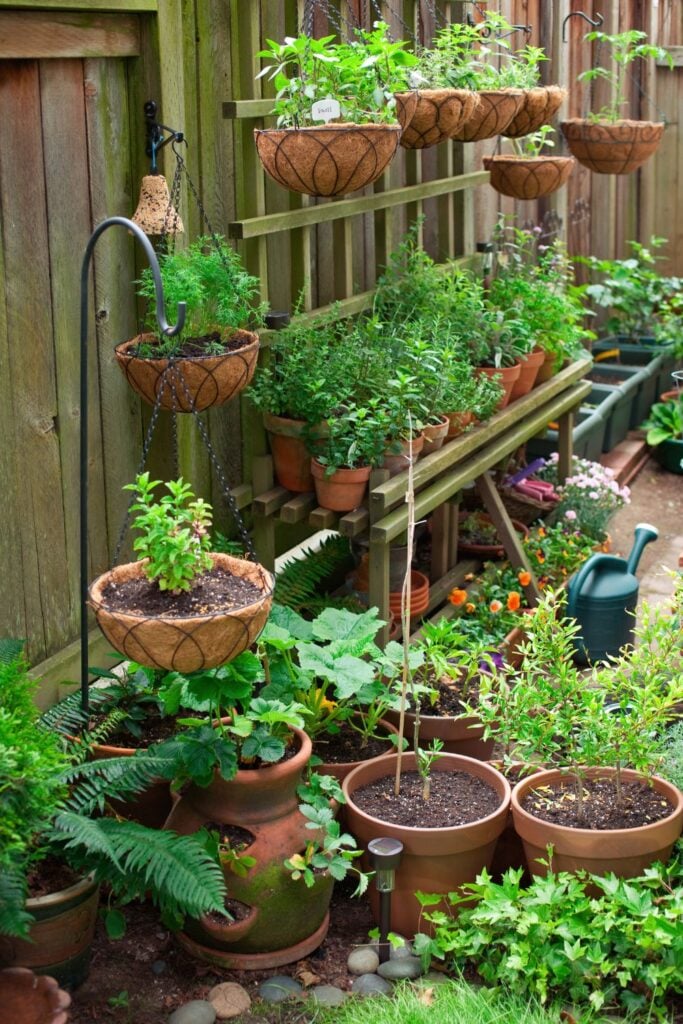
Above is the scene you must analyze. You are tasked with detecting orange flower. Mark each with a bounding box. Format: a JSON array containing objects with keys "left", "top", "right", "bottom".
[
  {"left": 449, "top": 588, "right": 468, "bottom": 607},
  {"left": 537, "top": 527, "right": 546, "bottom": 538},
  {"left": 518, "top": 570, "right": 531, "bottom": 587},
  {"left": 490, "top": 599, "right": 503, "bottom": 614},
  {"left": 536, "top": 551, "right": 545, "bottom": 564},
  {"left": 507, "top": 592, "right": 521, "bottom": 611},
  {"left": 466, "top": 602, "right": 476, "bottom": 613}
]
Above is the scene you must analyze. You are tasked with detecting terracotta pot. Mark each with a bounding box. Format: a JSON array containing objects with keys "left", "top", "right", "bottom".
[
  {"left": 311, "top": 460, "right": 370, "bottom": 512},
  {"left": 451, "top": 89, "right": 525, "bottom": 142},
  {"left": 560, "top": 118, "right": 664, "bottom": 175},
  {"left": 533, "top": 350, "right": 559, "bottom": 385},
  {"left": 659, "top": 389, "right": 681, "bottom": 404},
  {"left": 343, "top": 753, "right": 510, "bottom": 936},
  {"left": 85, "top": 739, "right": 172, "bottom": 829},
  {"left": 488, "top": 763, "right": 542, "bottom": 880},
  {"left": 458, "top": 514, "right": 529, "bottom": 559},
  {"left": 385, "top": 705, "right": 493, "bottom": 761},
  {"left": 483, "top": 155, "right": 575, "bottom": 200},
  {"left": 315, "top": 715, "right": 400, "bottom": 783},
  {"left": 381, "top": 433, "right": 425, "bottom": 477},
  {"left": 395, "top": 89, "right": 479, "bottom": 149},
  {"left": 166, "top": 727, "right": 334, "bottom": 967},
  {"left": 445, "top": 410, "right": 475, "bottom": 439},
  {"left": 0, "top": 968, "right": 71, "bottom": 1024},
  {"left": 476, "top": 363, "right": 522, "bottom": 410},
  {"left": 501, "top": 85, "right": 567, "bottom": 138},
  {"left": 511, "top": 767, "right": 683, "bottom": 878},
  {"left": 422, "top": 416, "right": 450, "bottom": 454},
  {"left": 509, "top": 348, "right": 546, "bottom": 401},
  {"left": 263, "top": 413, "right": 313, "bottom": 492},
  {"left": 115, "top": 331, "right": 259, "bottom": 412},
  {"left": 388, "top": 569, "right": 430, "bottom": 621},
  {"left": 88, "top": 553, "right": 274, "bottom": 673},
  {"left": 394, "top": 90, "right": 418, "bottom": 132},
  {"left": 0, "top": 876, "right": 99, "bottom": 990},
  {"left": 254, "top": 124, "right": 402, "bottom": 197}
]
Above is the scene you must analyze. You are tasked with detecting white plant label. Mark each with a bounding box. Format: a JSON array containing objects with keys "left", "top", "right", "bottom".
[{"left": 312, "top": 98, "right": 341, "bottom": 123}]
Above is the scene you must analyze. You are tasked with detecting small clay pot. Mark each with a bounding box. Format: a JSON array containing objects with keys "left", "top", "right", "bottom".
[
  {"left": 560, "top": 118, "right": 664, "bottom": 175},
  {"left": 315, "top": 715, "right": 400, "bottom": 782},
  {"left": 476, "top": 363, "right": 522, "bottom": 410},
  {"left": 311, "top": 460, "right": 371, "bottom": 512},
  {"left": 0, "top": 968, "right": 71, "bottom": 1024},
  {"left": 501, "top": 86, "right": 567, "bottom": 138},
  {"left": 534, "top": 350, "right": 561, "bottom": 385},
  {"left": 88, "top": 739, "right": 173, "bottom": 829},
  {"left": 483, "top": 155, "right": 575, "bottom": 200},
  {"left": 395, "top": 88, "right": 479, "bottom": 149},
  {"left": 451, "top": 89, "right": 525, "bottom": 142},
  {"left": 385, "top": 705, "right": 493, "bottom": 761},
  {"left": 264, "top": 413, "right": 313, "bottom": 493},
  {"left": 445, "top": 410, "right": 476, "bottom": 439},
  {"left": 659, "top": 389, "right": 681, "bottom": 404},
  {"left": 254, "top": 123, "right": 402, "bottom": 197},
  {"left": 115, "top": 331, "right": 259, "bottom": 412},
  {"left": 422, "top": 416, "right": 450, "bottom": 454},
  {"left": 381, "top": 433, "right": 425, "bottom": 477},
  {"left": 509, "top": 348, "right": 546, "bottom": 401}
]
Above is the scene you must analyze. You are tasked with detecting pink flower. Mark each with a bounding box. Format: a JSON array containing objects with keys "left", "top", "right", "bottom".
[
  {"left": 565, "top": 510, "right": 577, "bottom": 521},
  {"left": 589, "top": 490, "right": 599, "bottom": 500}
]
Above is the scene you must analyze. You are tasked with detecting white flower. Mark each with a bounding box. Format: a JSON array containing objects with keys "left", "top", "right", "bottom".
[{"left": 565, "top": 510, "right": 577, "bottom": 521}]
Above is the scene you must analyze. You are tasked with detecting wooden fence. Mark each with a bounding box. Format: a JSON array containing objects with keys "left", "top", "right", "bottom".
[{"left": 0, "top": 0, "right": 680, "bottom": 695}]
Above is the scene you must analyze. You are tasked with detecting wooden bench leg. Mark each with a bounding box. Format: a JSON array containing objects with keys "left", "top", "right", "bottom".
[
  {"left": 369, "top": 539, "right": 390, "bottom": 645},
  {"left": 476, "top": 471, "right": 541, "bottom": 607},
  {"left": 557, "top": 410, "right": 575, "bottom": 484}
]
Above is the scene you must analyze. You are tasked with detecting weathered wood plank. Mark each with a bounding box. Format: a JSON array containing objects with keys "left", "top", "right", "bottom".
[
  {"left": 280, "top": 492, "right": 316, "bottom": 524},
  {"left": 0, "top": 12, "right": 140, "bottom": 59},
  {"left": 309, "top": 507, "right": 338, "bottom": 530},
  {"left": 338, "top": 507, "right": 370, "bottom": 538},
  {"left": 476, "top": 472, "right": 540, "bottom": 605},
  {"left": 30, "top": 627, "right": 114, "bottom": 711},
  {"left": 0, "top": 0, "right": 156, "bottom": 9}
]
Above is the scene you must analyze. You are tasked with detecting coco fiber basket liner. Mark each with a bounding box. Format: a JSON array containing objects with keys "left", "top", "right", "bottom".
[
  {"left": 89, "top": 553, "right": 274, "bottom": 672},
  {"left": 560, "top": 119, "right": 664, "bottom": 175},
  {"left": 254, "top": 123, "right": 401, "bottom": 197},
  {"left": 450, "top": 89, "right": 525, "bottom": 142},
  {"left": 483, "top": 155, "right": 575, "bottom": 200},
  {"left": 115, "top": 331, "right": 260, "bottom": 412},
  {"left": 501, "top": 86, "right": 567, "bottom": 138},
  {"left": 394, "top": 88, "right": 479, "bottom": 149}
]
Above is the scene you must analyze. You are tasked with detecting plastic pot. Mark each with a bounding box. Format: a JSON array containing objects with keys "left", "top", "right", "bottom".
[{"left": 652, "top": 437, "right": 683, "bottom": 474}]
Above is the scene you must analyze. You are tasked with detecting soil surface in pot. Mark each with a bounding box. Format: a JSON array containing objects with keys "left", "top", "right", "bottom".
[
  {"left": 588, "top": 371, "right": 626, "bottom": 386},
  {"left": 204, "top": 822, "right": 255, "bottom": 851},
  {"left": 523, "top": 777, "right": 675, "bottom": 830},
  {"left": 313, "top": 726, "right": 393, "bottom": 764},
  {"left": 351, "top": 770, "right": 500, "bottom": 828},
  {"left": 133, "top": 331, "right": 252, "bottom": 359},
  {"left": 102, "top": 567, "right": 264, "bottom": 618},
  {"left": 418, "top": 676, "right": 479, "bottom": 718},
  {"left": 27, "top": 856, "right": 81, "bottom": 898},
  {"left": 205, "top": 898, "right": 253, "bottom": 925},
  {"left": 93, "top": 711, "right": 196, "bottom": 747}
]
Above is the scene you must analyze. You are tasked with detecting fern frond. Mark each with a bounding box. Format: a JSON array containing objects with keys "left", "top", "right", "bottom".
[
  {"left": 0, "top": 863, "right": 32, "bottom": 938},
  {"left": 63, "top": 754, "right": 176, "bottom": 815},
  {"left": 0, "top": 638, "right": 26, "bottom": 665},
  {"left": 51, "top": 810, "right": 124, "bottom": 871},
  {"left": 79, "top": 708, "right": 128, "bottom": 748},
  {"left": 275, "top": 535, "right": 352, "bottom": 611},
  {"left": 39, "top": 686, "right": 112, "bottom": 736}
]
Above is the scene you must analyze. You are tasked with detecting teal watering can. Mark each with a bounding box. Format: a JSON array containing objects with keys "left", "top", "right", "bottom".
[{"left": 566, "top": 523, "right": 659, "bottom": 664}]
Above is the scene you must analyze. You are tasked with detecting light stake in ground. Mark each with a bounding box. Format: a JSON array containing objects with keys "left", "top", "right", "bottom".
[{"left": 367, "top": 837, "right": 404, "bottom": 963}]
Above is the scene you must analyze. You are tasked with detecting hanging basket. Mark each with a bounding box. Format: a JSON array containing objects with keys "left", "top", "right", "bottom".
[
  {"left": 253, "top": 123, "right": 402, "bottom": 197},
  {"left": 394, "top": 89, "right": 479, "bottom": 149},
  {"left": 501, "top": 86, "right": 567, "bottom": 138},
  {"left": 483, "top": 155, "right": 575, "bottom": 199},
  {"left": 89, "top": 553, "right": 274, "bottom": 672},
  {"left": 115, "top": 331, "right": 260, "bottom": 412},
  {"left": 394, "top": 90, "right": 418, "bottom": 132},
  {"left": 560, "top": 118, "right": 664, "bottom": 175},
  {"left": 450, "top": 89, "right": 525, "bottom": 143}
]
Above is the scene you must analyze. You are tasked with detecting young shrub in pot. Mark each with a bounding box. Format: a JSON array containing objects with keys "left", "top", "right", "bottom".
[{"left": 309, "top": 402, "right": 387, "bottom": 511}]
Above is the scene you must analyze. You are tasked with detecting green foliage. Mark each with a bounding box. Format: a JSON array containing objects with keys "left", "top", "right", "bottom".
[
  {"left": 125, "top": 473, "right": 213, "bottom": 593},
  {"left": 511, "top": 124, "right": 556, "bottom": 158},
  {"left": 415, "top": 853, "right": 683, "bottom": 1015},
  {"left": 274, "top": 535, "right": 354, "bottom": 612},
  {"left": 579, "top": 29, "right": 673, "bottom": 123},
  {"left": 641, "top": 397, "right": 683, "bottom": 444},
  {"left": 137, "top": 236, "right": 265, "bottom": 355},
  {"left": 661, "top": 720, "right": 683, "bottom": 791}
]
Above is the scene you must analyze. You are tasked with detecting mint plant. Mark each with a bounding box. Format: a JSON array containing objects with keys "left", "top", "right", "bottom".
[{"left": 125, "top": 473, "right": 213, "bottom": 593}]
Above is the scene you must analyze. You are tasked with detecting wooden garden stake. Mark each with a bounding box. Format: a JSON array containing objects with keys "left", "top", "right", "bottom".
[{"left": 394, "top": 420, "right": 417, "bottom": 797}]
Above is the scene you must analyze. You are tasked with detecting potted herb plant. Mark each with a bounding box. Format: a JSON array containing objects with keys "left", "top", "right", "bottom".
[
  {"left": 116, "top": 237, "right": 264, "bottom": 412},
  {"left": 484, "top": 126, "right": 576, "bottom": 201},
  {"left": 309, "top": 402, "right": 386, "bottom": 511},
  {"left": 89, "top": 474, "right": 273, "bottom": 672},
  {"left": 254, "top": 27, "right": 408, "bottom": 197},
  {"left": 561, "top": 29, "right": 673, "bottom": 175},
  {"left": 0, "top": 642, "right": 226, "bottom": 987},
  {"left": 641, "top": 396, "right": 683, "bottom": 474}
]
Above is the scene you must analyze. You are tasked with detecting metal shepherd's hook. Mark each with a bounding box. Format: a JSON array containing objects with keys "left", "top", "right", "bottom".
[
  {"left": 562, "top": 11, "right": 604, "bottom": 44},
  {"left": 79, "top": 217, "right": 186, "bottom": 713}
]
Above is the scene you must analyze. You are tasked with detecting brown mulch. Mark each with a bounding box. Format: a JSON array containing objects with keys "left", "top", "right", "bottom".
[
  {"left": 522, "top": 777, "right": 676, "bottom": 830},
  {"left": 350, "top": 769, "right": 501, "bottom": 828},
  {"left": 102, "top": 568, "right": 263, "bottom": 619}
]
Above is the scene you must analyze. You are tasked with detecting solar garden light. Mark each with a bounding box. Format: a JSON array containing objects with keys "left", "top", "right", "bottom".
[{"left": 367, "top": 837, "right": 404, "bottom": 963}]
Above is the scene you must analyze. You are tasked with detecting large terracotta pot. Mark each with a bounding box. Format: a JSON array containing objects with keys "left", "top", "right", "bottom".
[
  {"left": 511, "top": 767, "right": 683, "bottom": 878},
  {"left": 381, "top": 433, "right": 425, "bottom": 477},
  {"left": 477, "top": 363, "right": 522, "bottom": 410},
  {"left": 395, "top": 89, "right": 479, "bottom": 149},
  {"left": 422, "top": 416, "right": 450, "bottom": 455},
  {"left": 115, "top": 331, "right": 259, "bottom": 412},
  {"left": 451, "top": 89, "right": 525, "bottom": 142},
  {"left": 89, "top": 553, "right": 274, "bottom": 673},
  {"left": 0, "top": 876, "right": 99, "bottom": 990},
  {"left": 560, "top": 118, "right": 664, "bottom": 175},
  {"left": 483, "top": 155, "right": 575, "bottom": 200},
  {"left": 385, "top": 705, "right": 493, "bottom": 761},
  {"left": 445, "top": 410, "right": 475, "bottom": 439},
  {"left": 316, "top": 715, "right": 400, "bottom": 783},
  {"left": 311, "top": 460, "right": 371, "bottom": 512},
  {"left": 254, "top": 124, "right": 402, "bottom": 197},
  {"left": 0, "top": 968, "right": 71, "bottom": 1024},
  {"left": 87, "top": 739, "right": 173, "bottom": 829},
  {"left": 263, "top": 413, "right": 313, "bottom": 492},
  {"left": 166, "top": 728, "right": 334, "bottom": 968},
  {"left": 509, "top": 348, "right": 546, "bottom": 401},
  {"left": 343, "top": 753, "right": 510, "bottom": 936},
  {"left": 502, "top": 85, "right": 567, "bottom": 138}
]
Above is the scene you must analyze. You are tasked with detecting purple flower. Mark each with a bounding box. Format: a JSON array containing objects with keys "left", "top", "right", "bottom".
[{"left": 479, "top": 650, "right": 505, "bottom": 675}]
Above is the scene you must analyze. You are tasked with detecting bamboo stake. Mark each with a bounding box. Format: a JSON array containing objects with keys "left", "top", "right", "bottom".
[{"left": 394, "top": 419, "right": 416, "bottom": 797}]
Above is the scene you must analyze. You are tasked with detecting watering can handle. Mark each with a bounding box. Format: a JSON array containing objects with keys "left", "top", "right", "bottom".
[{"left": 566, "top": 554, "right": 615, "bottom": 621}]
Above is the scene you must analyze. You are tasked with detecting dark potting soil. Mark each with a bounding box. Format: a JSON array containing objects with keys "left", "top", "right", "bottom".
[
  {"left": 136, "top": 331, "right": 253, "bottom": 359},
  {"left": 313, "top": 726, "right": 393, "bottom": 764},
  {"left": 27, "top": 855, "right": 81, "bottom": 898},
  {"left": 203, "top": 822, "right": 255, "bottom": 851},
  {"left": 101, "top": 566, "right": 263, "bottom": 618},
  {"left": 205, "top": 898, "right": 253, "bottom": 925},
  {"left": 352, "top": 769, "right": 501, "bottom": 828},
  {"left": 588, "top": 371, "right": 623, "bottom": 387},
  {"left": 417, "top": 672, "right": 479, "bottom": 718},
  {"left": 523, "top": 777, "right": 676, "bottom": 830},
  {"left": 96, "top": 711, "right": 198, "bottom": 748}
]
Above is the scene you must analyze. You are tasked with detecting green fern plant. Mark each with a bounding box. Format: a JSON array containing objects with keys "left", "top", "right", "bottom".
[{"left": 274, "top": 535, "right": 353, "bottom": 611}]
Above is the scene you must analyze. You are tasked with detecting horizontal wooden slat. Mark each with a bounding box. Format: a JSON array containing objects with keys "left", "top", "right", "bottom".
[
  {"left": 0, "top": 0, "right": 155, "bottom": 8},
  {"left": 29, "top": 627, "right": 114, "bottom": 711},
  {"left": 280, "top": 492, "right": 316, "bottom": 524},
  {"left": 0, "top": 11, "right": 140, "bottom": 58},
  {"left": 657, "top": 47, "right": 683, "bottom": 67},
  {"left": 371, "top": 381, "right": 592, "bottom": 544},
  {"left": 223, "top": 98, "right": 273, "bottom": 119},
  {"left": 309, "top": 507, "right": 338, "bottom": 529},
  {"left": 229, "top": 171, "right": 490, "bottom": 239},
  {"left": 253, "top": 485, "right": 290, "bottom": 517},
  {"left": 338, "top": 507, "right": 370, "bottom": 537},
  {"left": 231, "top": 483, "right": 254, "bottom": 510}
]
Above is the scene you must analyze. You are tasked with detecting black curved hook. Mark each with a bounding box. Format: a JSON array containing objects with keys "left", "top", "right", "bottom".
[
  {"left": 562, "top": 11, "right": 604, "bottom": 44},
  {"left": 79, "top": 217, "right": 186, "bottom": 710}
]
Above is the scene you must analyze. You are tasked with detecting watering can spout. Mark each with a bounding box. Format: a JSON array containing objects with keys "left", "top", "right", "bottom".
[{"left": 626, "top": 523, "right": 659, "bottom": 575}]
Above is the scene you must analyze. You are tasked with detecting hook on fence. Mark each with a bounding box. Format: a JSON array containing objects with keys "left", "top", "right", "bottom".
[{"left": 562, "top": 11, "right": 604, "bottom": 44}]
